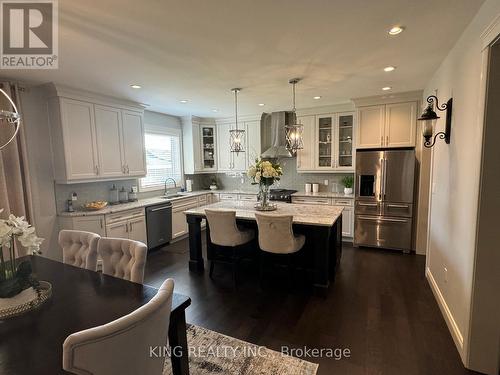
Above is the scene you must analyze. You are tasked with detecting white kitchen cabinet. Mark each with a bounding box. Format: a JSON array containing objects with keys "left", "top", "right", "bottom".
[
  {"left": 128, "top": 215, "right": 147, "bottom": 243},
  {"left": 171, "top": 197, "right": 199, "bottom": 239},
  {"left": 105, "top": 208, "right": 147, "bottom": 244},
  {"left": 356, "top": 105, "right": 385, "bottom": 149},
  {"left": 53, "top": 98, "right": 99, "bottom": 180},
  {"left": 48, "top": 87, "right": 146, "bottom": 183},
  {"left": 216, "top": 122, "right": 232, "bottom": 172},
  {"left": 384, "top": 102, "right": 417, "bottom": 147},
  {"left": 106, "top": 221, "right": 129, "bottom": 238},
  {"left": 121, "top": 110, "right": 147, "bottom": 176},
  {"left": 245, "top": 120, "right": 261, "bottom": 168},
  {"left": 94, "top": 105, "right": 125, "bottom": 178},
  {"left": 183, "top": 116, "right": 218, "bottom": 174},
  {"left": 356, "top": 102, "right": 416, "bottom": 149},
  {"left": 59, "top": 215, "right": 106, "bottom": 236},
  {"left": 296, "top": 115, "right": 315, "bottom": 171}
]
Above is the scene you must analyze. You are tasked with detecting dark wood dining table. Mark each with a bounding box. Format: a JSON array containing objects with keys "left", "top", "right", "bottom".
[{"left": 0, "top": 256, "right": 191, "bottom": 375}]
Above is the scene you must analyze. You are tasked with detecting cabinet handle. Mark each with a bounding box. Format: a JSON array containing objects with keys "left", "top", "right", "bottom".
[
  {"left": 126, "top": 164, "right": 130, "bottom": 174},
  {"left": 100, "top": 219, "right": 103, "bottom": 229},
  {"left": 381, "top": 135, "right": 384, "bottom": 146},
  {"left": 94, "top": 165, "right": 99, "bottom": 175},
  {"left": 129, "top": 222, "right": 133, "bottom": 232},
  {"left": 125, "top": 223, "right": 129, "bottom": 232},
  {"left": 386, "top": 135, "right": 389, "bottom": 146}
]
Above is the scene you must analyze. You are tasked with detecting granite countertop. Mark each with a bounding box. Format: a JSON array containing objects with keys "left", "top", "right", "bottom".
[
  {"left": 291, "top": 191, "right": 355, "bottom": 199},
  {"left": 58, "top": 191, "right": 213, "bottom": 217},
  {"left": 184, "top": 201, "right": 343, "bottom": 227}
]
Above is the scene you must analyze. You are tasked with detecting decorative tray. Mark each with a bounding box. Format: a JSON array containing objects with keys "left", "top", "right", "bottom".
[
  {"left": 0, "top": 281, "right": 52, "bottom": 320},
  {"left": 254, "top": 203, "right": 278, "bottom": 211},
  {"left": 82, "top": 201, "right": 108, "bottom": 211}
]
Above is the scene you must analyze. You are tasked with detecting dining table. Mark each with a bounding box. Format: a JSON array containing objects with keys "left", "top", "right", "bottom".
[{"left": 0, "top": 256, "right": 191, "bottom": 375}]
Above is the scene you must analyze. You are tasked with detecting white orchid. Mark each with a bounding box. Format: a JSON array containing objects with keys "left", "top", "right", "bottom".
[{"left": 0, "top": 209, "right": 43, "bottom": 255}]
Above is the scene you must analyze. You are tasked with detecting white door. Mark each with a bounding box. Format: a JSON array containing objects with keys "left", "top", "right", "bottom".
[
  {"left": 296, "top": 115, "right": 316, "bottom": 171},
  {"left": 106, "top": 221, "right": 129, "bottom": 239},
  {"left": 199, "top": 125, "right": 217, "bottom": 171},
  {"left": 121, "top": 110, "right": 146, "bottom": 176},
  {"left": 128, "top": 216, "right": 147, "bottom": 244},
  {"left": 73, "top": 216, "right": 106, "bottom": 236},
  {"left": 216, "top": 122, "right": 233, "bottom": 172},
  {"left": 385, "top": 102, "right": 417, "bottom": 148},
  {"left": 94, "top": 105, "right": 125, "bottom": 178},
  {"left": 60, "top": 99, "right": 99, "bottom": 180},
  {"left": 356, "top": 105, "right": 385, "bottom": 149},
  {"left": 334, "top": 112, "right": 355, "bottom": 171}
]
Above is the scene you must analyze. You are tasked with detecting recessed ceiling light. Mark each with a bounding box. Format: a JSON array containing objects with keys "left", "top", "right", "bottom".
[
  {"left": 313, "top": 96, "right": 321, "bottom": 100},
  {"left": 388, "top": 26, "right": 404, "bottom": 35},
  {"left": 212, "top": 109, "right": 218, "bottom": 113},
  {"left": 179, "top": 99, "right": 188, "bottom": 103},
  {"left": 382, "top": 86, "right": 392, "bottom": 91},
  {"left": 130, "top": 84, "right": 141, "bottom": 89},
  {"left": 384, "top": 66, "right": 396, "bottom": 72},
  {"left": 258, "top": 103, "right": 265, "bottom": 106}
]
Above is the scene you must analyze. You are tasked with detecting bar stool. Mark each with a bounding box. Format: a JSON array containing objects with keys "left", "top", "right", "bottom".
[
  {"left": 254, "top": 213, "right": 306, "bottom": 288},
  {"left": 205, "top": 209, "right": 255, "bottom": 288}
]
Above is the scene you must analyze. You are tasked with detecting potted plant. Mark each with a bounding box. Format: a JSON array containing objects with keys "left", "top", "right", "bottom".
[
  {"left": 341, "top": 176, "right": 354, "bottom": 195},
  {"left": 209, "top": 177, "right": 218, "bottom": 191},
  {"left": 0, "top": 209, "right": 48, "bottom": 319},
  {"left": 247, "top": 158, "right": 283, "bottom": 210}
]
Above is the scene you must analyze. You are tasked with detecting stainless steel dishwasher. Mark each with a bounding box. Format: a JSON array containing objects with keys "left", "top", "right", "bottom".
[{"left": 145, "top": 202, "right": 172, "bottom": 250}]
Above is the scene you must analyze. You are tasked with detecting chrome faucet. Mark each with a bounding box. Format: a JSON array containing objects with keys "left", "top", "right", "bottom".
[{"left": 164, "top": 178, "right": 177, "bottom": 195}]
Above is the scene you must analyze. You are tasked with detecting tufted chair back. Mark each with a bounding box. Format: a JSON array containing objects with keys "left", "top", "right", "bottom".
[
  {"left": 97, "top": 238, "right": 148, "bottom": 284},
  {"left": 255, "top": 213, "right": 305, "bottom": 254},
  {"left": 63, "top": 278, "right": 174, "bottom": 375},
  {"left": 59, "top": 230, "right": 100, "bottom": 271},
  {"left": 205, "top": 209, "right": 254, "bottom": 247}
]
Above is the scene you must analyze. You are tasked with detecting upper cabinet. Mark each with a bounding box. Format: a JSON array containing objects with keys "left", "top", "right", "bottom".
[
  {"left": 356, "top": 101, "right": 417, "bottom": 149},
  {"left": 182, "top": 116, "right": 217, "bottom": 174},
  {"left": 297, "top": 111, "right": 355, "bottom": 173},
  {"left": 48, "top": 86, "right": 146, "bottom": 183}
]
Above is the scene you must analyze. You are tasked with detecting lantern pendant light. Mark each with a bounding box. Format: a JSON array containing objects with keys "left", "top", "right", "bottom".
[
  {"left": 229, "top": 88, "right": 245, "bottom": 154},
  {"left": 0, "top": 87, "right": 21, "bottom": 150},
  {"left": 285, "top": 78, "right": 304, "bottom": 156}
]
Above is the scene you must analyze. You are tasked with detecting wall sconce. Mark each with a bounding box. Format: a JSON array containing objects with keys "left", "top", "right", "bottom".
[{"left": 417, "top": 95, "right": 453, "bottom": 148}]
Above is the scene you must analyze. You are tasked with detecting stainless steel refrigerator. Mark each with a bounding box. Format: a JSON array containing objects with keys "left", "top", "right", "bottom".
[{"left": 354, "top": 149, "right": 416, "bottom": 252}]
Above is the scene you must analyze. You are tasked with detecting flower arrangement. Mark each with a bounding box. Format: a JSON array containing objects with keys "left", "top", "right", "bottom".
[
  {"left": 0, "top": 209, "right": 43, "bottom": 298},
  {"left": 247, "top": 158, "right": 283, "bottom": 186},
  {"left": 247, "top": 159, "right": 283, "bottom": 210}
]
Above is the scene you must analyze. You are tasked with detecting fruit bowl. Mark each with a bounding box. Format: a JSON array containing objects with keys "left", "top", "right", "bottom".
[{"left": 83, "top": 201, "right": 108, "bottom": 211}]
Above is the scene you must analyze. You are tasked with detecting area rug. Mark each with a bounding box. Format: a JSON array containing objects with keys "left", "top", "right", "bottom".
[{"left": 163, "top": 324, "right": 319, "bottom": 375}]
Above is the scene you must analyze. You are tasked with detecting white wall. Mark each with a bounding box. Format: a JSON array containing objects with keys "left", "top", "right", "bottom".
[
  {"left": 423, "top": 0, "right": 500, "bottom": 370},
  {"left": 144, "top": 110, "right": 181, "bottom": 131}
]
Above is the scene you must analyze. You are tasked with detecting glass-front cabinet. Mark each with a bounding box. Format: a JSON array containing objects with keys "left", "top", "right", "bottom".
[
  {"left": 200, "top": 125, "right": 216, "bottom": 171},
  {"left": 314, "top": 112, "right": 354, "bottom": 171},
  {"left": 337, "top": 113, "right": 354, "bottom": 169}
]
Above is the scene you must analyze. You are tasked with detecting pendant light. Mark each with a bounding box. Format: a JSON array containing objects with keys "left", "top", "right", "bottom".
[
  {"left": 229, "top": 88, "right": 245, "bottom": 154},
  {"left": 285, "top": 78, "right": 304, "bottom": 156},
  {"left": 0, "top": 87, "right": 21, "bottom": 150}
]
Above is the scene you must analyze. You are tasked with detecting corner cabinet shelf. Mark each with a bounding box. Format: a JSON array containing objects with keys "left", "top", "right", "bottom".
[
  {"left": 182, "top": 116, "right": 218, "bottom": 174},
  {"left": 297, "top": 112, "right": 355, "bottom": 173}
]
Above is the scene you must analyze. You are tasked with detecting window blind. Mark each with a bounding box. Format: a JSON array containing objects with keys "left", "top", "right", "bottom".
[{"left": 140, "top": 132, "right": 182, "bottom": 190}]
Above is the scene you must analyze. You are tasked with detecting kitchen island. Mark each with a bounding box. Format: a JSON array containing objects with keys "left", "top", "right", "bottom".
[{"left": 184, "top": 201, "right": 343, "bottom": 294}]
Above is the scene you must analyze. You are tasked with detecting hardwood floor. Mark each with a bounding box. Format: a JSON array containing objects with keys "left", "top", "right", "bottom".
[{"left": 145, "top": 238, "right": 477, "bottom": 375}]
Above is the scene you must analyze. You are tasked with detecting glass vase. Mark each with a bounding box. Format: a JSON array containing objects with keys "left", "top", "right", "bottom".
[
  {"left": 0, "top": 238, "right": 16, "bottom": 281},
  {"left": 258, "top": 183, "right": 270, "bottom": 209}
]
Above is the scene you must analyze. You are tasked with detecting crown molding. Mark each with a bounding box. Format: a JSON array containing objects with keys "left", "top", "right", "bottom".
[{"left": 352, "top": 90, "right": 423, "bottom": 107}]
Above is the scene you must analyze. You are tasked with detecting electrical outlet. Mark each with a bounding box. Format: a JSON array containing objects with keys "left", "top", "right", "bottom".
[
  {"left": 324, "top": 179, "right": 329, "bottom": 186},
  {"left": 444, "top": 266, "right": 448, "bottom": 283}
]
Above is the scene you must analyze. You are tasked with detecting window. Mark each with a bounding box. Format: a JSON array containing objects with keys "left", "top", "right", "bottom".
[{"left": 140, "top": 131, "right": 182, "bottom": 190}]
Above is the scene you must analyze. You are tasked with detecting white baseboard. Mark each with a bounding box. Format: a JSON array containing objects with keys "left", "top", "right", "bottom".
[{"left": 425, "top": 267, "right": 465, "bottom": 361}]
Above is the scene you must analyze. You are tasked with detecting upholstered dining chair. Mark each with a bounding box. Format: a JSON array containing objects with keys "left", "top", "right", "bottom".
[
  {"left": 205, "top": 209, "right": 255, "bottom": 287},
  {"left": 254, "top": 213, "right": 306, "bottom": 287},
  {"left": 97, "top": 238, "right": 148, "bottom": 284},
  {"left": 62, "top": 278, "right": 174, "bottom": 375},
  {"left": 59, "top": 230, "right": 100, "bottom": 271}
]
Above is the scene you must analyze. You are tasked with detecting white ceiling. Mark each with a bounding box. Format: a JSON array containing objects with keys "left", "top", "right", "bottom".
[{"left": 3, "top": 0, "right": 484, "bottom": 117}]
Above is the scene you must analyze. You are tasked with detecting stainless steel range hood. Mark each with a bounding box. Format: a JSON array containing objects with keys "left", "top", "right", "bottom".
[{"left": 260, "top": 111, "right": 296, "bottom": 159}]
